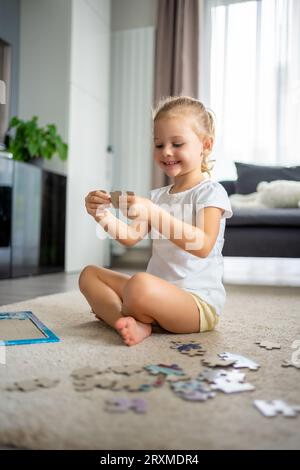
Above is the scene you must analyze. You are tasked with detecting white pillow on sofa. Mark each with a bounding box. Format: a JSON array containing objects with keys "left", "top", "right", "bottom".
[{"left": 257, "top": 180, "right": 300, "bottom": 208}]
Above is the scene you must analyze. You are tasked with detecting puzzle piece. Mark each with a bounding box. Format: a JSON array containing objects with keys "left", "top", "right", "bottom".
[
  {"left": 71, "top": 366, "right": 101, "bottom": 379},
  {"left": 110, "top": 191, "right": 122, "bottom": 208},
  {"left": 73, "top": 375, "right": 115, "bottom": 392},
  {"left": 104, "top": 397, "right": 147, "bottom": 414},
  {"left": 6, "top": 377, "right": 60, "bottom": 392},
  {"left": 73, "top": 377, "right": 97, "bottom": 392},
  {"left": 144, "top": 364, "right": 185, "bottom": 377},
  {"left": 170, "top": 379, "right": 216, "bottom": 401},
  {"left": 111, "top": 374, "right": 158, "bottom": 392},
  {"left": 170, "top": 341, "right": 206, "bottom": 357},
  {"left": 218, "top": 352, "right": 260, "bottom": 371},
  {"left": 201, "top": 356, "right": 235, "bottom": 368},
  {"left": 211, "top": 378, "right": 255, "bottom": 394},
  {"left": 255, "top": 340, "right": 281, "bottom": 350},
  {"left": 109, "top": 191, "right": 135, "bottom": 209},
  {"left": 198, "top": 368, "right": 245, "bottom": 384},
  {"left": 108, "top": 365, "right": 144, "bottom": 375},
  {"left": 281, "top": 360, "right": 300, "bottom": 370},
  {"left": 14, "top": 380, "right": 38, "bottom": 392},
  {"left": 253, "top": 400, "right": 300, "bottom": 418},
  {"left": 35, "top": 377, "right": 60, "bottom": 389}
]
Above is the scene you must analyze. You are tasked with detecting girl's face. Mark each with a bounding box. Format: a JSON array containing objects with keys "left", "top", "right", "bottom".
[{"left": 153, "top": 116, "right": 207, "bottom": 178}]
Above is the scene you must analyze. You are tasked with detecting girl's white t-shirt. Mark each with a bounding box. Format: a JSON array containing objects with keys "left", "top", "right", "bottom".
[{"left": 146, "top": 178, "right": 233, "bottom": 315}]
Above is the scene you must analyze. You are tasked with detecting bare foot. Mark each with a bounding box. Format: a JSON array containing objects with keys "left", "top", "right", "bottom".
[{"left": 115, "top": 316, "right": 152, "bottom": 346}]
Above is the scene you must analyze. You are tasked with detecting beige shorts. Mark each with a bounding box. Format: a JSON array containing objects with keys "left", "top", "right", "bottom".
[{"left": 188, "top": 293, "right": 219, "bottom": 332}]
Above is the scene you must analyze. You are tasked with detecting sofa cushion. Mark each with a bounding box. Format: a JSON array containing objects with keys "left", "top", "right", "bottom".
[
  {"left": 226, "top": 208, "right": 300, "bottom": 227},
  {"left": 234, "top": 162, "right": 300, "bottom": 194}
]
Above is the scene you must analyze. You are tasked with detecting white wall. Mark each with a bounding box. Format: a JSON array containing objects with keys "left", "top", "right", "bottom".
[
  {"left": 19, "top": 0, "right": 111, "bottom": 272},
  {"left": 66, "top": 0, "right": 111, "bottom": 271},
  {"left": 19, "top": 0, "right": 71, "bottom": 176},
  {"left": 111, "top": 0, "right": 157, "bottom": 31}
]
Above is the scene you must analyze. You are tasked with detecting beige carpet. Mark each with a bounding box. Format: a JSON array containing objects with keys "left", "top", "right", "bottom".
[{"left": 0, "top": 284, "right": 299, "bottom": 450}]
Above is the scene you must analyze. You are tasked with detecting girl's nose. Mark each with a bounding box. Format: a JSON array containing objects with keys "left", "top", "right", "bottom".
[{"left": 162, "top": 145, "right": 173, "bottom": 157}]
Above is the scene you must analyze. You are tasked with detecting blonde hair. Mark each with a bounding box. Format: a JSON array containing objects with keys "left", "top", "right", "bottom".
[{"left": 152, "top": 96, "right": 216, "bottom": 175}]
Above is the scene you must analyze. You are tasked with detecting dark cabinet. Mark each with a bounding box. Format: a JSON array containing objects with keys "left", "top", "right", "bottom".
[{"left": 0, "top": 156, "right": 66, "bottom": 279}]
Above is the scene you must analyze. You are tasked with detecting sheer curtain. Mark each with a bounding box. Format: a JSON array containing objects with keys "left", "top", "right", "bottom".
[{"left": 200, "top": 0, "right": 300, "bottom": 180}]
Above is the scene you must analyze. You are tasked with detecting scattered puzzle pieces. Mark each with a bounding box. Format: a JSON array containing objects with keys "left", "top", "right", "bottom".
[
  {"left": 107, "top": 365, "right": 143, "bottom": 375},
  {"left": 144, "top": 364, "right": 185, "bottom": 378},
  {"left": 73, "top": 376, "right": 115, "bottom": 392},
  {"left": 198, "top": 368, "right": 246, "bottom": 384},
  {"left": 71, "top": 366, "right": 101, "bottom": 379},
  {"left": 201, "top": 356, "right": 235, "bottom": 368},
  {"left": 211, "top": 378, "right": 255, "bottom": 394},
  {"left": 170, "top": 340, "right": 206, "bottom": 357},
  {"left": 170, "top": 379, "right": 216, "bottom": 401},
  {"left": 104, "top": 397, "right": 147, "bottom": 414},
  {"left": 254, "top": 400, "right": 300, "bottom": 418},
  {"left": 6, "top": 377, "right": 60, "bottom": 392},
  {"left": 111, "top": 374, "right": 160, "bottom": 392},
  {"left": 218, "top": 352, "right": 260, "bottom": 371},
  {"left": 255, "top": 341, "right": 281, "bottom": 350},
  {"left": 281, "top": 360, "right": 300, "bottom": 369}
]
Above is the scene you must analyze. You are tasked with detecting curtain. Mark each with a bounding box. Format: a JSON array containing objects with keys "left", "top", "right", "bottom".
[
  {"left": 201, "top": 0, "right": 300, "bottom": 181},
  {"left": 152, "top": 0, "right": 200, "bottom": 188}
]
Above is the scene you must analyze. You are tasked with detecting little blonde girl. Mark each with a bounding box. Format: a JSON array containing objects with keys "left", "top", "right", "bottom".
[{"left": 79, "top": 96, "right": 232, "bottom": 346}]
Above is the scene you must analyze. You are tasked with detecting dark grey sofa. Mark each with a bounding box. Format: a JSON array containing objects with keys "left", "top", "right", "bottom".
[{"left": 219, "top": 163, "right": 300, "bottom": 258}]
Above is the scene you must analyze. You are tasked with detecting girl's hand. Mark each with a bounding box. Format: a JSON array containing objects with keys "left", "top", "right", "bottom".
[
  {"left": 85, "top": 190, "right": 111, "bottom": 221},
  {"left": 120, "top": 194, "right": 152, "bottom": 221}
]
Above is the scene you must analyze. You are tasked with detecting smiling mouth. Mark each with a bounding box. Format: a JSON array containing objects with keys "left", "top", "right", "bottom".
[{"left": 163, "top": 161, "right": 180, "bottom": 166}]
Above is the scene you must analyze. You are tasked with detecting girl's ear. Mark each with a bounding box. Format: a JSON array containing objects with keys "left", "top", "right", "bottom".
[{"left": 203, "top": 137, "right": 213, "bottom": 153}]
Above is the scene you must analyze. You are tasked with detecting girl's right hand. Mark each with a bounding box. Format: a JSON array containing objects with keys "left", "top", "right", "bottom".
[{"left": 85, "top": 190, "right": 111, "bottom": 221}]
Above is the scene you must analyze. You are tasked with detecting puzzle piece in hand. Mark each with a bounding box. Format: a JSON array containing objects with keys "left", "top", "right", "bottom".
[
  {"left": 170, "top": 340, "right": 206, "bottom": 357},
  {"left": 104, "top": 397, "right": 147, "bottom": 414},
  {"left": 109, "top": 191, "right": 122, "bottom": 208},
  {"left": 201, "top": 356, "right": 235, "bottom": 368},
  {"left": 170, "top": 379, "right": 216, "bottom": 401},
  {"left": 255, "top": 340, "right": 281, "bottom": 350},
  {"left": 254, "top": 400, "right": 300, "bottom": 418},
  {"left": 110, "top": 190, "right": 135, "bottom": 209},
  {"left": 198, "top": 368, "right": 245, "bottom": 384},
  {"left": 281, "top": 360, "right": 300, "bottom": 370},
  {"left": 144, "top": 363, "right": 185, "bottom": 377},
  {"left": 211, "top": 378, "right": 255, "bottom": 394},
  {"left": 108, "top": 365, "right": 144, "bottom": 375},
  {"left": 218, "top": 352, "right": 260, "bottom": 371}
]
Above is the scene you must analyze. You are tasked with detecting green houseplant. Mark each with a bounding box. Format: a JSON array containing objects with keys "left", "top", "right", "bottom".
[{"left": 7, "top": 116, "right": 68, "bottom": 163}]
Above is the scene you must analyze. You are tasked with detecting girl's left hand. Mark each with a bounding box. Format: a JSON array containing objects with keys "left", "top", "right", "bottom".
[{"left": 119, "top": 194, "right": 152, "bottom": 221}]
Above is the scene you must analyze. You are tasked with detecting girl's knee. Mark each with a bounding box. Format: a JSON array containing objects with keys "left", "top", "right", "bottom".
[{"left": 78, "top": 264, "right": 97, "bottom": 291}]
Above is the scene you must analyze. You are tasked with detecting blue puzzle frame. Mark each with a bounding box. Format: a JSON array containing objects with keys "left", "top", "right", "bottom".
[{"left": 0, "top": 311, "right": 60, "bottom": 346}]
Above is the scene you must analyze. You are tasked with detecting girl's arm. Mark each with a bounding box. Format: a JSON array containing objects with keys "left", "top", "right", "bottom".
[
  {"left": 146, "top": 202, "right": 223, "bottom": 258},
  {"left": 97, "top": 210, "right": 151, "bottom": 247}
]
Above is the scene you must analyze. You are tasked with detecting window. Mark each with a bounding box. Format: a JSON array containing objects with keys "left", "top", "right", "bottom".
[{"left": 200, "top": 0, "right": 300, "bottom": 180}]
